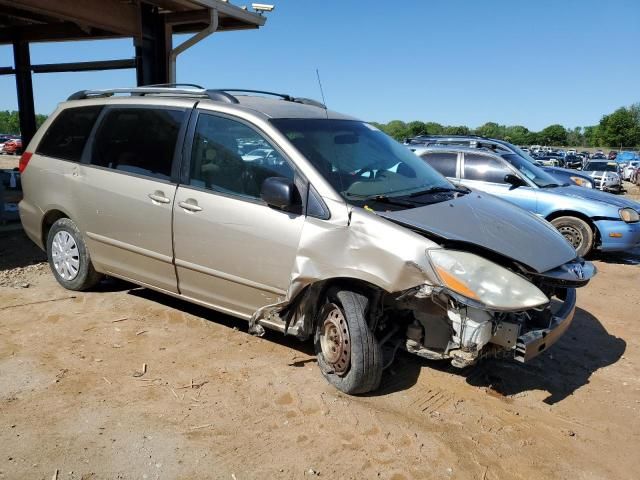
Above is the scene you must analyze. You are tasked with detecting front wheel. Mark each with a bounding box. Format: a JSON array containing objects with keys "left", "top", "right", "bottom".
[
  {"left": 47, "top": 218, "right": 103, "bottom": 291},
  {"left": 314, "top": 289, "right": 383, "bottom": 394},
  {"left": 550, "top": 216, "right": 594, "bottom": 257}
]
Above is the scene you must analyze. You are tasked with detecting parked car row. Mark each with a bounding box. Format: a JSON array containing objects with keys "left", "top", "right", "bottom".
[
  {"left": 18, "top": 86, "right": 636, "bottom": 395},
  {"left": 0, "top": 134, "right": 23, "bottom": 155}
]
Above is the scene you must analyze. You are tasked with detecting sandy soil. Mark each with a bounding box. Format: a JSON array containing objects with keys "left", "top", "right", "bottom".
[{"left": 1, "top": 208, "right": 639, "bottom": 480}]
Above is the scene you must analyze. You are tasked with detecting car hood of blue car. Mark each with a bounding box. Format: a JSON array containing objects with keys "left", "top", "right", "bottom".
[
  {"left": 378, "top": 191, "right": 577, "bottom": 273},
  {"left": 549, "top": 185, "right": 640, "bottom": 211}
]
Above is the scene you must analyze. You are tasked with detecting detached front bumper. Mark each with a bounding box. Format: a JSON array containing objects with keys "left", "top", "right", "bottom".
[{"left": 514, "top": 288, "right": 576, "bottom": 362}]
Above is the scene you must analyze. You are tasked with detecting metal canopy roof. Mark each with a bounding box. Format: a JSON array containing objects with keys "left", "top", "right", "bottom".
[{"left": 0, "top": 0, "right": 266, "bottom": 44}]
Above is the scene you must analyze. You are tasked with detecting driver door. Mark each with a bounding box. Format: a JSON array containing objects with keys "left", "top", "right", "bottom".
[{"left": 172, "top": 111, "right": 305, "bottom": 319}]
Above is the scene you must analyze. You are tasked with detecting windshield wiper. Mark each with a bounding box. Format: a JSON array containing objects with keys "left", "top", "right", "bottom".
[
  {"left": 407, "top": 185, "right": 469, "bottom": 197},
  {"left": 346, "top": 193, "right": 417, "bottom": 208}
]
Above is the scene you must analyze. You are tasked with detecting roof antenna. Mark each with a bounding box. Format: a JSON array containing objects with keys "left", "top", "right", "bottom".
[{"left": 315, "top": 68, "right": 328, "bottom": 114}]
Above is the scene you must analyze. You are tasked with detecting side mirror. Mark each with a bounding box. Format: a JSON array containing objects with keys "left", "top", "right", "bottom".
[
  {"left": 261, "top": 177, "right": 302, "bottom": 211},
  {"left": 504, "top": 173, "right": 528, "bottom": 189}
]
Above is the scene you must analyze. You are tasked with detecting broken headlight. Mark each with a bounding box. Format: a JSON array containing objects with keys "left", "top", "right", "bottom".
[{"left": 427, "top": 249, "right": 549, "bottom": 310}]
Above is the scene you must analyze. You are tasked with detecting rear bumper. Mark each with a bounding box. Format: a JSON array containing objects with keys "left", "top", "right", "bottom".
[
  {"left": 595, "top": 219, "right": 640, "bottom": 252},
  {"left": 514, "top": 288, "right": 576, "bottom": 362},
  {"left": 18, "top": 199, "right": 44, "bottom": 249}
]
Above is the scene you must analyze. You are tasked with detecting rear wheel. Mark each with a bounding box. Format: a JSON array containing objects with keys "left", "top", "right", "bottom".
[
  {"left": 47, "top": 218, "right": 103, "bottom": 291},
  {"left": 550, "top": 216, "right": 594, "bottom": 257},
  {"left": 314, "top": 289, "right": 383, "bottom": 394}
]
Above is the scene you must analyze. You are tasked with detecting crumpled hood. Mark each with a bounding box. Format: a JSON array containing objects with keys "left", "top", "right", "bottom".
[
  {"left": 378, "top": 192, "right": 577, "bottom": 273},
  {"left": 553, "top": 185, "right": 640, "bottom": 210}
]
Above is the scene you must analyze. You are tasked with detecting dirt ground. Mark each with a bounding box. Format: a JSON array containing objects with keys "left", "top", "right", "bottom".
[{"left": 1, "top": 188, "right": 639, "bottom": 480}]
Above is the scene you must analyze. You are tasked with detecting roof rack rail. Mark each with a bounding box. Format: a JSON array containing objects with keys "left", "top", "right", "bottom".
[
  {"left": 67, "top": 86, "right": 326, "bottom": 109},
  {"left": 144, "top": 83, "right": 205, "bottom": 89},
  {"left": 67, "top": 87, "right": 238, "bottom": 104},
  {"left": 213, "top": 89, "right": 326, "bottom": 109}
]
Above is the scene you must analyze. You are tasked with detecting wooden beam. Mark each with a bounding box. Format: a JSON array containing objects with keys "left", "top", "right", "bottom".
[
  {"left": 175, "top": 0, "right": 266, "bottom": 26},
  {"left": 164, "top": 9, "right": 210, "bottom": 25},
  {"left": 0, "top": 59, "right": 135, "bottom": 75},
  {"left": 0, "top": 22, "right": 122, "bottom": 45},
  {"left": 13, "top": 40, "right": 36, "bottom": 146},
  {"left": 0, "top": 0, "right": 139, "bottom": 36},
  {"left": 32, "top": 59, "right": 136, "bottom": 74}
]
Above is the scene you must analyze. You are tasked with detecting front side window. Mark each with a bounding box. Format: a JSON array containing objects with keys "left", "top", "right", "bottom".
[
  {"left": 502, "top": 154, "right": 564, "bottom": 188},
  {"left": 463, "top": 153, "right": 511, "bottom": 184},
  {"left": 271, "top": 119, "right": 452, "bottom": 200},
  {"left": 37, "top": 106, "right": 102, "bottom": 162},
  {"left": 189, "top": 114, "right": 294, "bottom": 199},
  {"left": 91, "top": 107, "right": 185, "bottom": 180},
  {"left": 421, "top": 152, "right": 458, "bottom": 178}
]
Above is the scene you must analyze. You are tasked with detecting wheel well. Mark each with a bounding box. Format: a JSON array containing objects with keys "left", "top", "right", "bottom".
[
  {"left": 41, "top": 210, "right": 68, "bottom": 247},
  {"left": 545, "top": 210, "right": 601, "bottom": 246},
  {"left": 286, "top": 277, "right": 388, "bottom": 339}
]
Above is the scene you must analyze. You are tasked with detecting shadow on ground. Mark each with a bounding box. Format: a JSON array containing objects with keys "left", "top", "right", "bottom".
[
  {"left": 0, "top": 229, "right": 46, "bottom": 271},
  {"left": 465, "top": 307, "right": 625, "bottom": 404},
  {"left": 128, "top": 286, "right": 422, "bottom": 394},
  {"left": 127, "top": 286, "right": 316, "bottom": 357},
  {"left": 591, "top": 248, "right": 640, "bottom": 266},
  {"left": 128, "top": 289, "right": 624, "bottom": 402}
]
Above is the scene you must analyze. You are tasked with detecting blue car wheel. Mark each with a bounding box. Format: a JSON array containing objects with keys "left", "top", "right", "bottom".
[{"left": 550, "top": 216, "right": 594, "bottom": 257}]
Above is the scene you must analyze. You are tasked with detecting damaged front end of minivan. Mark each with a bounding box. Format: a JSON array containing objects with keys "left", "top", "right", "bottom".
[
  {"left": 388, "top": 253, "right": 592, "bottom": 368},
  {"left": 251, "top": 198, "right": 595, "bottom": 373}
]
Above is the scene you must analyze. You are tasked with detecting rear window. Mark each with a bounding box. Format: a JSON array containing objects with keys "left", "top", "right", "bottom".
[
  {"left": 36, "top": 106, "right": 102, "bottom": 161},
  {"left": 420, "top": 152, "right": 457, "bottom": 177}
]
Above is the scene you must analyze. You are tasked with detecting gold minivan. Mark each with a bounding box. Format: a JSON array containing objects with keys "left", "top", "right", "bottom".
[{"left": 19, "top": 87, "right": 595, "bottom": 394}]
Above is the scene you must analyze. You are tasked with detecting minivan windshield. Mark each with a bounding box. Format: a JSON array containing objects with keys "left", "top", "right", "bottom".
[
  {"left": 271, "top": 119, "right": 454, "bottom": 201},
  {"left": 502, "top": 153, "right": 565, "bottom": 188}
]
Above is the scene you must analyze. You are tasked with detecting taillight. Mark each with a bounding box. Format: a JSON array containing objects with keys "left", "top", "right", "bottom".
[{"left": 19, "top": 152, "right": 33, "bottom": 173}]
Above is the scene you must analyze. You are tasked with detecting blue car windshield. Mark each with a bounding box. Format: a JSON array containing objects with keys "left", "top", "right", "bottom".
[
  {"left": 271, "top": 119, "right": 453, "bottom": 199},
  {"left": 502, "top": 154, "right": 563, "bottom": 187}
]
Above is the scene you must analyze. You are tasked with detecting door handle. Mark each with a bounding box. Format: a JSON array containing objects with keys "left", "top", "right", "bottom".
[
  {"left": 148, "top": 191, "right": 171, "bottom": 204},
  {"left": 178, "top": 199, "right": 202, "bottom": 212}
]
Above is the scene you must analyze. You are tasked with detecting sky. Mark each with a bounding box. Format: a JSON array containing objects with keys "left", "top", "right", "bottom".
[{"left": 0, "top": 0, "right": 638, "bottom": 131}]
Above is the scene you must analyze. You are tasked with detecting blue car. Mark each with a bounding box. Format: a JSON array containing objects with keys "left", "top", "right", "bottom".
[{"left": 415, "top": 146, "right": 640, "bottom": 257}]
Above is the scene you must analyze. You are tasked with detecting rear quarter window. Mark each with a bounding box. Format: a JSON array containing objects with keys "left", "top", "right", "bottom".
[
  {"left": 420, "top": 152, "right": 458, "bottom": 177},
  {"left": 36, "top": 106, "right": 103, "bottom": 161}
]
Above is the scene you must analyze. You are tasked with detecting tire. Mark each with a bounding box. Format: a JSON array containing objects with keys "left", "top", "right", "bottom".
[
  {"left": 314, "top": 289, "right": 383, "bottom": 394},
  {"left": 550, "top": 216, "right": 594, "bottom": 257},
  {"left": 46, "top": 218, "right": 103, "bottom": 291}
]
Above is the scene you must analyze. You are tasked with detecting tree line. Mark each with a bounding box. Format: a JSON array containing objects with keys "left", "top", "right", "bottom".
[
  {"left": 0, "top": 110, "right": 47, "bottom": 135},
  {"left": 1, "top": 102, "right": 639, "bottom": 148},
  {"left": 371, "top": 103, "right": 640, "bottom": 148}
]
